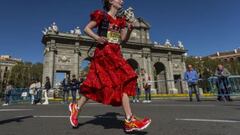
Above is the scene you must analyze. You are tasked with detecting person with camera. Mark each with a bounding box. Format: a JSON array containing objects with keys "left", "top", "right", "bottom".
[
  {"left": 141, "top": 69, "right": 152, "bottom": 103},
  {"left": 215, "top": 64, "right": 232, "bottom": 101}
]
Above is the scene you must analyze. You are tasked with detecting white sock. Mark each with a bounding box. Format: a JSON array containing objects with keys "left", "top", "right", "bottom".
[
  {"left": 77, "top": 105, "right": 80, "bottom": 110},
  {"left": 126, "top": 114, "right": 132, "bottom": 121}
]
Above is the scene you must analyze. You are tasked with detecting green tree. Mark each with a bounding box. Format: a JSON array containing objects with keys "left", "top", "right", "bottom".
[{"left": 9, "top": 62, "right": 43, "bottom": 88}]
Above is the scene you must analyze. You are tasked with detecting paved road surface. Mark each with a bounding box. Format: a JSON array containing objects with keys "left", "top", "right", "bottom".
[{"left": 0, "top": 100, "right": 240, "bottom": 135}]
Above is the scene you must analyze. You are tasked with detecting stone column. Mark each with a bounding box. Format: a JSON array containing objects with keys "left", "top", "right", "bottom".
[
  {"left": 140, "top": 28, "right": 145, "bottom": 43},
  {"left": 156, "top": 72, "right": 161, "bottom": 93},
  {"left": 141, "top": 48, "right": 156, "bottom": 93},
  {"left": 73, "top": 42, "right": 80, "bottom": 78},
  {"left": 135, "top": 57, "right": 142, "bottom": 90},
  {"left": 79, "top": 52, "right": 86, "bottom": 77},
  {"left": 48, "top": 39, "right": 56, "bottom": 88},
  {"left": 42, "top": 42, "right": 48, "bottom": 85},
  {"left": 181, "top": 55, "right": 188, "bottom": 93},
  {"left": 167, "top": 52, "right": 177, "bottom": 94},
  {"left": 142, "top": 55, "right": 148, "bottom": 73},
  {"left": 145, "top": 29, "right": 150, "bottom": 43},
  {"left": 42, "top": 40, "right": 55, "bottom": 87},
  {"left": 147, "top": 55, "right": 156, "bottom": 93},
  {"left": 140, "top": 49, "right": 148, "bottom": 92}
]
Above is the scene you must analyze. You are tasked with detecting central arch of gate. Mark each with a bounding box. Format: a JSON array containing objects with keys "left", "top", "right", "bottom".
[{"left": 42, "top": 18, "right": 188, "bottom": 94}]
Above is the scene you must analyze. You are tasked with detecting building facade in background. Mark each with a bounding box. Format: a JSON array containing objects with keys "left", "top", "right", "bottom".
[
  {"left": 0, "top": 55, "right": 22, "bottom": 93},
  {"left": 208, "top": 49, "right": 240, "bottom": 62}
]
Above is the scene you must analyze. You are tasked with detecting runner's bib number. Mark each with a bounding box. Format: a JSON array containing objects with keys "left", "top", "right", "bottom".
[{"left": 107, "top": 31, "right": 121, "bottom": 44}]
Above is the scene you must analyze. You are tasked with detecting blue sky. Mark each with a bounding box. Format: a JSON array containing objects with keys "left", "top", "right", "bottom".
[{"left": 0, "top": 0, "right": 240, "bottom": 63}]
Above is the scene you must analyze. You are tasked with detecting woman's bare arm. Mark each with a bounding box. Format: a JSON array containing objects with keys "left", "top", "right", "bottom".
[{"left": 84, "top": 21, "right": 107, "bottom": 44}]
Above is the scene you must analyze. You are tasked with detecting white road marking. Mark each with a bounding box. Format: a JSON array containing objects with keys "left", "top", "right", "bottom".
[
  {"left": 0, "top": 109, "right": 33, "bottom": 112},
  {"left": 34, "top": 102, "right": 101, "bottom": 106},
  {"left": 150, "top": 104, "right": 215, "bottom": 107},
  {"left": 33, "top": 115, "right": 125, "bottom": 119},
  {"left": 176, "top": 118, "right": 240, "bottom": 123},
  {"left": 87, "top": 103, "right": 101, "bottom": 105}
]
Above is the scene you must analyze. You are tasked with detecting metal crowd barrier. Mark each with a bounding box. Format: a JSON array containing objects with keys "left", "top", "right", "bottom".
[
  {"left": 149, "top": 79, "right": 208, "bottom": 92},
  {"left": 148, "top": 75, "right": 240, "bottom": 96},
  {"left": 8, "top": 88, "right": 57, "bottom": 104},
  {"left": 208, "top": 75, "right": 240, "bottom": 96},
  {"left": 9, "top": 88, "right": 30, "bottom": 104},
  {"left": 4, "top": 76, "right": 240, "bottom": 104},
  {"left": 228, "top": 75, "right": 240, "bottom": 94},
  {"left": 6, "top": 88, "right": 66, "bottom": 104}
]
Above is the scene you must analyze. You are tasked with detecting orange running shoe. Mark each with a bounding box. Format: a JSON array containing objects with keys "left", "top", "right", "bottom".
[
  {"left": 69, "top": 103, "right": 79, "bottom": 127},
  {"left": 124, "top": 115, "right": 151, "bottom": 132}
]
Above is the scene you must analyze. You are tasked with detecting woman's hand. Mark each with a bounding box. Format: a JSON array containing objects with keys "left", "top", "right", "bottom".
[
  {"left": 127, "top": 23, "right": 134, "bottom": 31},
  {"left": 96, "top": 36, "right": 108, "bottom": 44},
  {"left": 126, "top": 20, "right": 137, "bottom": 32}
]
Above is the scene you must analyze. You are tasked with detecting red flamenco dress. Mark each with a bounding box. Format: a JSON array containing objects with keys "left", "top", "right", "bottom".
[{"left": 80, "top": 10, "right": 137, "bottom": 106}]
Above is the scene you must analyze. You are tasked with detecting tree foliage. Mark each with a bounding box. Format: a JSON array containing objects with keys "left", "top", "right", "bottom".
[
  {"left": 185, "top": 57, "right": 240, "bottom": 92},
  {"left": 9, "top": 62, "right": 43, "bottom": 88},
  {"left": 185, "top": 57, "right": 240, "bottom": 78}
]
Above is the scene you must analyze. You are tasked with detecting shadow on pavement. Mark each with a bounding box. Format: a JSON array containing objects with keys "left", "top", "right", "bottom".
[
  {"left": 77, "top": 112, "right": 148, "bottom": 134},
  {"left": 125, "top": 130, "right": 148, "bottom": 135},
  {"left": 0, "top": 115, "right": 33, "bottom": 125},
  {"left": 77, "top": 112, "right": 123, "bottom": 129}
]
